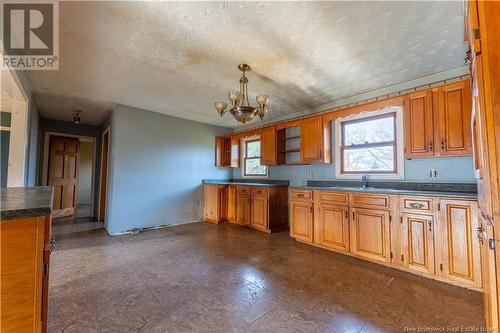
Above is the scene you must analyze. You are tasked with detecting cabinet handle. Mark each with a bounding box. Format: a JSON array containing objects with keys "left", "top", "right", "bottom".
[
  {"left": 310, "top": 206, "right": 313, "bottom": 214},
  {"left": 352, "top": 212, "right": 355, "bottom": 220},
  {"left": 440, "top": 139, "right": 445, "bottom": 151},
  {"left": 428, "top": 141, "right": 433, "bottom": 152},
  {"left": 297, "top": 193, "right": 304, "bottom": 198},
  {"left": 428, "top": 221, "right": 432, "bottom": 232},
  {"left": 345, "top": 211, "right": 348, "bottom": 219},
  {"left": 50, "top": 236, "right": 56, "bottom": 252}
]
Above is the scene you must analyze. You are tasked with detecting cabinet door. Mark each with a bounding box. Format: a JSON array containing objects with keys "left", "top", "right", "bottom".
[
  {"left": 236, "top": 192, "right": 251, "bottom": 226},
  {"left": 439, "top": 200, "right": 482, "bottom": 289},
  {"left": 436, "top": 81, "right": 472, "bottom": 156},
  {"left": 251, "top": 195, "right": 268, "bottom": 232},
  {"left": 317, "top": 204, "right": 349, "bottom": 253},
  {"left": 230, "top": 136, "right": 240, "bottom": 168},
  {"left": 404, "top": 90, "right": 434, "bottom": 158},
  {"left": 402, "top": 213, "right": 435, "bottom": 275},
  {"left": 478, "top": 215, "right": 499, "bottom": 329},
  {"left": 350, "top": 208, "right": 391, "bottom": 263},
  {"left": 215, "top": 137, "right": 225, "bottom": 167},
  {"left": 260, "top": 126, "right": 277, "bottom": 166},
  {"left": 227, "top": 185, "right": 237, "bottom": 223},
  {"left": 203, "top": 185, "right": 216, "bottom": 221},
  {"left": 290, "top": 201, "right": 313, "bottom": 242},
  {"left": 300, "top": 116, "right": 323, "bottom": 163}
]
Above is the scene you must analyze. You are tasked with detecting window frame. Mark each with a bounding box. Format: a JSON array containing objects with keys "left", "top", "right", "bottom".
[
  {"left": 241, "top": 137, "right": 268, "bottom": 178},
  {"left": 335, "top": 106, "right": 404, "bottom": 180}
]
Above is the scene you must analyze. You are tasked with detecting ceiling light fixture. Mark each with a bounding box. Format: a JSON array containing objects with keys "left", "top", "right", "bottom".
[
  {"left": 214, "top": 64, "right": 270, "bottom": 124},
  {"left": 73, "top": 110, "right": 81, "bottom": 125}
]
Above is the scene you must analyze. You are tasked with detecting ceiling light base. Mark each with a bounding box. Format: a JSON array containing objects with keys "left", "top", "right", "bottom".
[{"left": 238, "top": 64, "right": 251, "bottom": 72}]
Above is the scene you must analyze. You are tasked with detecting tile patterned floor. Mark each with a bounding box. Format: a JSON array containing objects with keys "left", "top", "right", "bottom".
[{"left": 48, "top": 220, "right": 485, "bottom": 333}]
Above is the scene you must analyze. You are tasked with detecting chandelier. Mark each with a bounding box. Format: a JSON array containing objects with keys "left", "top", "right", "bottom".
[{"left": 214, "top": 64, "right": 270, "bottom": 124}]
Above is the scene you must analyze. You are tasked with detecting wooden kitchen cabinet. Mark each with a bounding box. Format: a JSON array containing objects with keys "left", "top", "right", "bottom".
[
  {"left": 401, "top": 213, "right": 435, "bottom": 275},
  {"left": 439, "top": 199, "right": 482, "bottom": 289},
  {"left": 1, "top": 215, "right": 52, "bottom": 333},
  {"left": 299, "top": 116, "right": 331, "bottom": 164},
  {"left": 404, "top": 90, "right": 434, "bottom": 158},
  {"left": 203, "top": 184, "right": 227, "bottom": 223},
  {"left": 260, "top": 126, "right": 277, "bottom": 166},
  {"left": 250, "top": 195, "right": 268, "bottom": 232},
  {"left": 435, "top": 81, "right": 473, "bottom": 156},
  {"left": 215, "top": 136, "right": 239, "bottom": 167},
  {"left": 350, "top": 207, "right": 391, "bottom": 263},
  {"left": 227, "top": 185, "right": 237, "bottom": 223},
  {"left": 236, "top": 187, "right": 252, "bottom": 226},
  {"left": 317, "top": 203, "right": 349, "bottom": 253},
  {"left": 290, "top": 200, "right": 314, "bottom": 242}
]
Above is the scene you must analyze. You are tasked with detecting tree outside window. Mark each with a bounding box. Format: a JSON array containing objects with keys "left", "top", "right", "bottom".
[{"left": 243, "top": 139, "right": 267, "bottom": 177}]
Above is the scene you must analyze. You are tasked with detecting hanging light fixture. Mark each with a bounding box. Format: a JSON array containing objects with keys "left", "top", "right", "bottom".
[
  {"left": 214, "top": 64, "right": 270, "bottom": 124},
  {"left": 73, "top": 110, "right": 81, "bottom": 124}
]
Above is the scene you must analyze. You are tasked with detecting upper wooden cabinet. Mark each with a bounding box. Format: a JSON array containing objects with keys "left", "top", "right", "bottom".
[
  {"left": 435, "top": 81, "right": 473, "bottom": 156},
  {"left": 215, "top": 136, "right": 239, "bottom": 167},
  {"left": 404, "top": 80, "right": 472, "bottom": 158},
  {"left": 404, "top": 90, "right": 434, "bottom": 158},
  {"left": 299, "top": 116, "right": 331, "bottom": 164},
  {"left": 260, "top": 126, "right": 277, "bottom": 166}
]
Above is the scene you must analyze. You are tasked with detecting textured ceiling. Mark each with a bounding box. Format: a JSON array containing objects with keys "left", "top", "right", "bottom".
[{"left": 27, "top": 1, "right": 467, "bottom": 127}]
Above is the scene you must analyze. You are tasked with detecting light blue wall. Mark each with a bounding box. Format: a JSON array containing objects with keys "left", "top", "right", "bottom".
[
  {"left": 232, "top": 124, "right": 475, "bottom": 185},
  {"left": 105, "top": 105, "right": 232, "bottom": 234}
]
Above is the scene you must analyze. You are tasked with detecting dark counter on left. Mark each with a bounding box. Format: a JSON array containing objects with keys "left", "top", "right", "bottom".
[{"left": 1, "top": 187, "right": 53, "bottom": 220}]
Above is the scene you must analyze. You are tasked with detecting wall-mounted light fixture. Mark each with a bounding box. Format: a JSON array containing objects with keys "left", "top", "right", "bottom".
[{"left": 73, "top": 110, "right": 81, "bottom": 125}]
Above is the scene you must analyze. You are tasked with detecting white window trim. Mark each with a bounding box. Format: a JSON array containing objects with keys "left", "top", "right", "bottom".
[
  {"left": 334, "top": 106, "right": 405, "bottom": 180},
  {"left": 240, "top": 135, "right": 269, "bottom": 179}
]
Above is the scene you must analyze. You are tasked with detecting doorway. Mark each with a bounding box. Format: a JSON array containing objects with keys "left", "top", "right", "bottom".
[
  {"left": 99, "top": 128, "right": 110, "bottom": 223},
  {"left": 42, "top": 132, "right": 97, "bottom": 219}
]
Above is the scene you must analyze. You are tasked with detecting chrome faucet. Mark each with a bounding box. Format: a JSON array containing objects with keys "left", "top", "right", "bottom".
[{"left": 361, "top": 173, "right": 369, "bottom": 188}]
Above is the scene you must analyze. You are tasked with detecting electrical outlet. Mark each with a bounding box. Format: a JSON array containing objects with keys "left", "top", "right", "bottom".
[{"left": 430, "top": 169, "right": 437, "bottom": 178}]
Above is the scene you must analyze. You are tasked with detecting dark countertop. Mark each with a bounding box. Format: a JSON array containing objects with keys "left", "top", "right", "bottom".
[
  {"left": 289, "top": 185, "right": 478, "bottom": 199},
  {"left": 1, "top": 187, "right": 53, "bottom": 220},
  {"left": 203, "top": 179, "right": 289, "bottom": 187}
]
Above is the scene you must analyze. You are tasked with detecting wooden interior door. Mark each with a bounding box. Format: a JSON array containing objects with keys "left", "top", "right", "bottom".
[
  {"left": 99, "top": 129, "right": 110, "bottom": 222},
  {"left": 250, "top": 195, "right": 268, "bottom": 231},
  {"left": 260, "top": 126, "right": 277, "bottom": 165},
  {"left": 48, "top": 136, "right": 79, "bottom": 219},
  {"left": 317, "top": 204, "right": 349, "bottom": 252},
  {"left": 350, "top": 208, "right": 391, "bottom": 263},
  {"left": 236, "top": 191, "right": 251, "bottom": 226},
  {"left": 402, "top": 213, "right": 435, "bottom": 275},
  {"left": 439, "top": 200, "right": 482, "bottom": 289},
  {"left": 404, "top": 90, "right": 434, "bottom": 158},
  {"left": 436, "top": 81, "right": 472, "bottom": 156},
  {"left": 290, "top": 201, "right": 313, "bottom": 242},
  {"left": 300, "top": 116, "right": 323, "bottom": 163}
]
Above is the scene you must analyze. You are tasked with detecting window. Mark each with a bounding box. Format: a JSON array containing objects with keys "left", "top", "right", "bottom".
[
  {"left": 335, "top": 107, "right": 404, "bottom": 179},
  {"left": 242, "top": 138, "right": 268, "bottom": 177}
]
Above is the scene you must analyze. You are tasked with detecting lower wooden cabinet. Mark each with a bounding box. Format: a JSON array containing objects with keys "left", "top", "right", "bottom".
[
  {"left": 350, "top": 207, "right": 391, "bottom": 263},
  {"left": 289, "top": 189, "right": 483, "bottom": 292},
  {"left": 316, "top": 203, "right": 349, "bottom": 253},
  {"left": 250, "top": 195, "right": 269, "bottom": 231},
  {"left": 439, "top": 199, "right": 482, "bottom": 289},
  {"left": 290, "top": 200, "right": 314, "bottom": 242},
  {"left": 236, "top": 190, "right": 251, "bottom": 226},
  {"left": 1, "top": 215, "right": 52, "bottom": 333},
  {"left": 401, "top": 213, "right": 435, "bottom": 275},
  {"left": 227, "top": 185, "right": 236, "bottom": 223},
  {"left": 203, "top": 184, "right": 227, "bottom": 223}
]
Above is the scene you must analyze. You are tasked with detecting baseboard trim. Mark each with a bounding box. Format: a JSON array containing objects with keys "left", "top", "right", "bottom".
[{"left": 106, "top": 219, "right": 204, "bottom": 236}]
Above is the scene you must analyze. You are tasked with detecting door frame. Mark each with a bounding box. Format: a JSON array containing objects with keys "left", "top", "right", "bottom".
[
  {"left": 98, "top": 127, "right": 110, "bottom": 222},
  {"left": 41, "top": 132, "right": 97, "bottom": 216}
]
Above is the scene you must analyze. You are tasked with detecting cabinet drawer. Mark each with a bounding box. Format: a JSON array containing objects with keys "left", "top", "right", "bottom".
[
  {"left": 237, "top": 186, "right": 252, "bottom": 194},
  {"left": 315, "top": 191, "right": 349, "bottom": 205},
  {"left": 351, "top": 193, "right": 390, "bottom": 209},
  {"left": 401, "top": 197, "right": 433, "bottom": 212},
  {"left": 252, "top": 187, "right": 269, "bottom": 196},
  {"left": 290, "top": 189, "right": 313, "bottom": 201}
]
